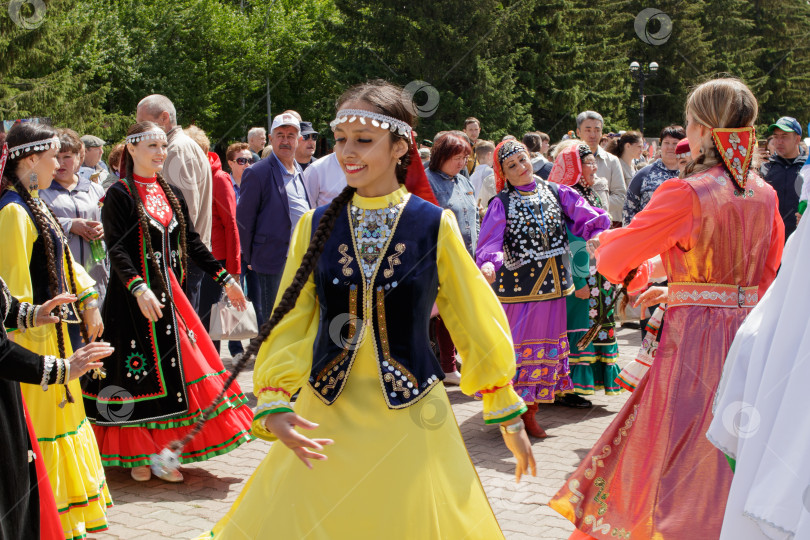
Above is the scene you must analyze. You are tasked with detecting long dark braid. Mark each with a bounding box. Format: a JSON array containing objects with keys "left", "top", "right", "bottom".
[
  {"left": 62, "top": 249, "right": 91, "bottom": 345},
  {"left": 577, "top": 267, "right": 638, "bottom": 350},
  {"left": 173, "top": 185, "right": 357, "bottom": 450},
  {"left": 123, "top": 153, "right": 174, "bottom": 307},
  {"left": 167, "top": 80, "right": 414, "bottom": 453},
  {"left": 154, "top": 173, "right": 188, "bottom": 277},
  {"left": 9, "top": 175, "right": 77, "bottom": 402}
]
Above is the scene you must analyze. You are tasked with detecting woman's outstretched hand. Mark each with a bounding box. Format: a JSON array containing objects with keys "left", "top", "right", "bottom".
[
  {"left": 502, "top": 423, "right": 537, "bottom": 483},
  {"left": 225, "top": 280, "right": 247, "bottom": 311},
  {"left": 481, "top": 262, "right": 496, "bottom": 284},
  {"left": 136, "top": 288, "right": 164, "bottom": 322},
  {"left": 264, "top": 412, "right": 334, "bottom": 469},
  {"left": 586, "top": 233, "right": 602, "bottom": 256},
  {"left": 83, "top": 306, "right": 104, "bottom": 342}
]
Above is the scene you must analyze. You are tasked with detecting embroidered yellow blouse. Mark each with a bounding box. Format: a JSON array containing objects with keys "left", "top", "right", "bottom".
[{"left": 251, "top": 186, "right": 525, "bottom": 440}]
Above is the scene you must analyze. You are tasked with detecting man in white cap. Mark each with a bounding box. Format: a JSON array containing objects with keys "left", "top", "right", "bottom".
[{"left": 236, "top": 112, "right": 311, "bottom": 325}]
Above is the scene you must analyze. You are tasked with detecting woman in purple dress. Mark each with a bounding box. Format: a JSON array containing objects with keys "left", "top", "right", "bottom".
[{"left": 476, "top": 140, "right": 610, "bottom": 437}]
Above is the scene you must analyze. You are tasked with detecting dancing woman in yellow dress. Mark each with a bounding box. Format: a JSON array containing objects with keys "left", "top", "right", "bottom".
[
  {"left": 203, "top": 81, "right": 536, "bottom": 539},
  {"left": 0, "top": 123, "right": 112, "bottom": 539}
]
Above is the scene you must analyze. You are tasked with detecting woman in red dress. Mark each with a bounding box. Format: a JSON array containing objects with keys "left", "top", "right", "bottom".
[
  {"left": 550, "top": 78, "right": 784, "bottom": 539},
  {"left": 82, "top": 122, "right": 254, "bottom": 483}
]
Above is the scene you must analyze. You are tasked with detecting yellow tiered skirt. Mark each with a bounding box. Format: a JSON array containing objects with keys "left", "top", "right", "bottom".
[{"left": 17, "top": 323, "right": 111, "bottom": 540}]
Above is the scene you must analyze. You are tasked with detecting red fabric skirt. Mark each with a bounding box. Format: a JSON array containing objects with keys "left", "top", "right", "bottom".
[
  {"left": 23, "top": 397, "right": 64, "bottom": 539},
  {"left": 93, "top": 272, "right": 253, "bottom": 467}
]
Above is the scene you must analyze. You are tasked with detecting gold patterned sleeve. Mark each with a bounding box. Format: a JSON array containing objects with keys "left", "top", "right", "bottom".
[
  {"left": 435, "top": 210, "right": 527, "bottom": 424},
  {"left": 251, "top": 210, "right": 321, "bottom": 441}
]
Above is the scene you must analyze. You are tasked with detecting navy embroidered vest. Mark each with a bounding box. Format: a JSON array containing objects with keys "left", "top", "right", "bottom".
[
  {"left": 308, "top": 195, "right": 445, "bottom": 409},
  {"left": 493, "top": 183, "right": 574, "bottom": 303},
  {"left": 0, "top": 191, "right": 81, "bottom": 323}
]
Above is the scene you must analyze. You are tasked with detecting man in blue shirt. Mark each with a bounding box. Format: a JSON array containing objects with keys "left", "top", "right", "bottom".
[
  {"left": 622, "top": 125, "right": 686, "bottom": 226},
  {"left": 237, "top": 113, "right": 311, "bottom": 325}
]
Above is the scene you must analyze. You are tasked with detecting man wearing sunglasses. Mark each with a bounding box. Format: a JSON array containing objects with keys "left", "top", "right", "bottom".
[{"left": 296, "top": 121, "right": 319, "bottom": 172}]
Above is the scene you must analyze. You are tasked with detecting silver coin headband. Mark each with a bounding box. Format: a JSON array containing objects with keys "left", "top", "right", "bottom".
[
  {"left": 497, "top": 141, "right": 527, "bottom": 167},
  {"left": 330, "top": 109, "right": 412, "bottom": 137},
  {"left": 7, "top": 137, "right": 61, "bottom": 159},
  {"left": 125, "top": 129, "right": 167, "bottom": 144}
]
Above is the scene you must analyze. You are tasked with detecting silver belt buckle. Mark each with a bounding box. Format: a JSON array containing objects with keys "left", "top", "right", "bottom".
[{"left": 737, "top": 286, "right": 745, "bottom": 308}]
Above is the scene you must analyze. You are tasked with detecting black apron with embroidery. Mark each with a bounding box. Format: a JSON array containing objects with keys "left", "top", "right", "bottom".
[
  {"left": 493, "top": 182, "right": 574, "bottom": 303},
  {"left": 83, "top": 181, "right": 225, "bottom": 425}
]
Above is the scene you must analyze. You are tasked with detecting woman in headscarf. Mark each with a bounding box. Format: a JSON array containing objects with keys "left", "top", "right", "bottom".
[
  {"left": 476, "top": 140, "right": 610, "bottom": 437},
  {"left": 547, "top": 141, "right": 621, "bottom": 407}
]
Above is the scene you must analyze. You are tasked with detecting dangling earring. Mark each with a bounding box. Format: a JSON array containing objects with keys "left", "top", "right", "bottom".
[
  {"left": 397, "top": 158, "right": 402, "bottom": 165},
  {"left": 29, "top": 172, "right": 39, "bottom": 191}
]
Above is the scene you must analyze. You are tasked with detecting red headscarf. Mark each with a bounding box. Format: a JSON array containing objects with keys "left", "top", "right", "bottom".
[
  {"left": 548, "top": 143, "right": 587, "bottom": 186},
  {"left": 405, "top": 131, "right": 438, "bottom": 205},
  {"left": 493, "top": 140, "right": 528, "bottom": 193}
]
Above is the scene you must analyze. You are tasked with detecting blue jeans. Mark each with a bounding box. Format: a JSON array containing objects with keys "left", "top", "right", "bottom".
[
  {"left": 185, "top": 260, "right": 206, "bottom": 316},
  {"left": 255, "top": 271, "right": 283, "bottom": 327}
]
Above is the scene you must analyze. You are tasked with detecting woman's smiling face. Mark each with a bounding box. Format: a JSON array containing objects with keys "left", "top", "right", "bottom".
[
  {"left": 332, "top": 100, "right": 408, "bottom": 196},
  {"left": 502, "top": 151, "right": 534, "bottom": 186}
]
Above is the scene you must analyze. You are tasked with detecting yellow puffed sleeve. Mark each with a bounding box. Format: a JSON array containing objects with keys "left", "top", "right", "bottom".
[
  {"left": 251, "top": 210, "right": 320, "bottom": 440},
  {"left": 435, "top": 210, "right": 527, "bottom": 424},
  {"left": 0, "top": 202, "right": 38, "bottom": 304}
]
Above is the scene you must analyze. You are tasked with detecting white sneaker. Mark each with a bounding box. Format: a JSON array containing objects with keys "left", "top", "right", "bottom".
[
  {"left": 130, "top": 465, "right": 151, "bottom": 482},
  {"left": 443, "top": 371, "right": 461, "bottom": 386}
]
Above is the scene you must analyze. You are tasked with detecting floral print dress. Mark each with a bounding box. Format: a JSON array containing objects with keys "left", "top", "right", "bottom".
[{"left": 565, "top": 184, "right": 621, "bottom": 395}]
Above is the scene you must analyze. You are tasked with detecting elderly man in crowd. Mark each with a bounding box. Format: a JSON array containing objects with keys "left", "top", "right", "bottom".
[
  {"left": 237, "top": 112, "right": 311, "bottom": 326},
  {"left": 247, "top": 127, "right": 267, "bottom": 163},
  {"left": 78, "top": 134, "right": 109, "bottom": 185},
  {"left": 136, "top": 94, "right": 213, "bottom": 313},
  {"left": 576, "top": 110, "right": 626, "bottom": 226}
]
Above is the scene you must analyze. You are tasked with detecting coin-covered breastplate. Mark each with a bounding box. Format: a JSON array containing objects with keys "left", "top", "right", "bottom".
[{"left": 493, "top": 183, "right": 574, "bottom": 302}]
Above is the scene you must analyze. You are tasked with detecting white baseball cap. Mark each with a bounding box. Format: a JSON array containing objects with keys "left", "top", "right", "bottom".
[{"left": 271, "top": 113, "right": 300, "bottom": 133}]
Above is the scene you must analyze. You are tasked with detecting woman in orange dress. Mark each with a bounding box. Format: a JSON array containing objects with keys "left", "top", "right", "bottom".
[{"left": 549, "top": 78, "right": 784, "bottom": 539}]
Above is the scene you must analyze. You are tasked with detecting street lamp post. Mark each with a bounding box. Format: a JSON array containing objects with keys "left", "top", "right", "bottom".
[{"left": 629, "top": 61, "right": 659, "bottom": 133}]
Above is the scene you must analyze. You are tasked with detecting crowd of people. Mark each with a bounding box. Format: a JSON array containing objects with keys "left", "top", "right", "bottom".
[{"left": 0, "top": 74, "right": 808, "bottom": 539}]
